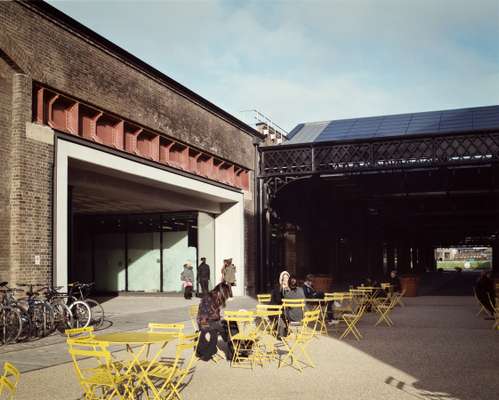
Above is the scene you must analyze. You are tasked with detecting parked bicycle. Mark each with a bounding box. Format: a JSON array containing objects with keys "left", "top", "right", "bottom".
[
  {"left": 67, "top": 282, "right": 105, "bottom": 329},
  {"left": 0, "top": 282, "right": 23, "bottom": 344}
]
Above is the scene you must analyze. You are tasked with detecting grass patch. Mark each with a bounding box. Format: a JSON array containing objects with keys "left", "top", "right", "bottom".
[{"left": 437, "top": 260, "right": 491, "bottom": 271}]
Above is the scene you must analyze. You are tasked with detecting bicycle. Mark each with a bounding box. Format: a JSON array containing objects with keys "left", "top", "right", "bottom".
[
  {"left": 0, "top": 282, "right": 23, "bottom": 344},
  {"left": 68, "top": 282, "right": 104, "bottom": 329},
  {"left": 40, "top": 286, "right": 74, "bottom": 334},
  {"left": 16, "top": 283, "right": 55, "bottom": 339}
]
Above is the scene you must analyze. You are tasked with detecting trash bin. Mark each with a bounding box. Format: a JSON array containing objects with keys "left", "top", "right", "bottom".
[
  {"left": 313, "top": 275, "right": 333, "bottom": 292},
  {"left": 400, "top": 275, "right": 420, "bottom": 297}
]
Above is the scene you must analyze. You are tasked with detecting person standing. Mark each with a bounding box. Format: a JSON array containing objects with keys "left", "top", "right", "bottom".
[
  {"left": 198, "top": 257, "right": 210, "bottom": 295},
  {"left": 180, "top": 262, "right": 194, "bottom": 299},
  {"left": 221, "top": 258, "right": 236, "bottom": 298}
]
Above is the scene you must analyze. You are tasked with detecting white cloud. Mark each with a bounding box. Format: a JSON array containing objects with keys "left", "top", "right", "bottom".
[{"left": 49, "top": 0, "right": 499, "bottom": 132}]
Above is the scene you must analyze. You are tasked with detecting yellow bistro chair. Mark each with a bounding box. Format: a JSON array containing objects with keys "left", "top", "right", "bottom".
[
  {"left": 0, "top": 362, "right": 20, "bottom": 400},
  {"left": 256, "top": 294, "right": 271, "bottom": 304},
  {"left": 144, "top": 332, "right": 200, "bottom": 400},
  {"left": 473, "top": 289, "right": 487, "bottom": 316},
  {"left": 339, "top": 303, "right": 368, "bottom": 340},
  {"left": 332, "top": 292, "right": 354, "bottom": 316},
  {"left": 374, "top": 295, "right": 398, "bottom": 327},
  {"left": 65, "top": 326, "right": 95, "bottom": 341},
  {"left": 282, "top": 299, "right": 305, "bottom": 331},
  {"left": 394, "top": 288, "right": 406, "bottom": 307},
  {"left": 254, "top": 305, "right": 283, "bottom": 362},
  {"left": 67, "top": 338, "right": 132, "bottom": 400},
  {"left": 148, "top": 323, "right": 185, "bottom": 334},
  {"left": 279, "top": 309, "right": 320, "bottom": 372},
  {"left": 224, "top": 311, "right": 262, "bottom": 369},
  {"left": 255, "top": 304, "right": 283, "bottom": 337}
]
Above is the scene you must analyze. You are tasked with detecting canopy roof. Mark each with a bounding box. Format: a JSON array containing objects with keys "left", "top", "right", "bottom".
[{"left": 286, "top": 105, "right": 499, "bottom": 145}]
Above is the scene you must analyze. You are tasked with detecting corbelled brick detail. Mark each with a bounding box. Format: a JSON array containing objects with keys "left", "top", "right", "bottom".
[{"left": 0, "top": 1, "right": 259, "bottom": 289}]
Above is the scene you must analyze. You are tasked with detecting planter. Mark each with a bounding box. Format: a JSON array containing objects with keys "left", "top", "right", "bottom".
[
  {"left": 400, "top": 275, "right": 420, "bottom": 297},
  {"left": 313, "top": 275, "right": 333, "bottom": 293}
]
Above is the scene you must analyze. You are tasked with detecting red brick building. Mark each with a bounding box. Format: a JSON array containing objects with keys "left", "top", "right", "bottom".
[{"left": 0, "top": 0, "right": 262, "bottom": 294}]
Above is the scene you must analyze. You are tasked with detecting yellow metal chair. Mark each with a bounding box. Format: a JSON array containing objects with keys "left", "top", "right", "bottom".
[
  {"left": 282, "top": 299, "right": 305, "bottom": 331},
  {"left": 145, "top": 332, "right": 200, "bottom": 400},
  {"left": 148, "top": 323, "right": 185, "bottom": 334},
  {"left": 256, "top": 294, "right": 271, "bottom": 304},
  {"left": 188, "top": 304, "right": 199, "bottom": 330},
  {"left": 339, "top": 303, "right": 368, "bottom": 340},
  {"left": 279, "top": 309, "right": 320, "bottom": 372},
  {"left": 65, "top": 326, "right": 95, "bottom": 340},
  {"left": 394, "top": 288, "right": 406, "bottom": 307},
  {"left": 255, "top": 304, "right": 282, "bottom": 337},
  {"left": 254, "top": 305, "right": 283, "bottom": 362},
  {"left": 67, "top": 338, "right": 132, "bottom": 400},
  {"left": 224, "top": 311, "right": 262, "bottom": 368},
  {"left": 0, "top": 362, "right": 20, "bottom": 400},
  {"left": 473, "top": 289, "right": 486, "bottom": 316},
  {"left": 332, "top": 292, "right": 354, "bottom": 316},
  {"left": 374, "top": 295, "right": 398, "bottom": 327}
]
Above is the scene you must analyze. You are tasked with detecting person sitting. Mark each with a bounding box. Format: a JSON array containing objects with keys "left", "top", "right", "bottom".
[
  {"left": 270, "top": 270, "right": 290, "bottom": 305},
  {"left": 283, "top": 275, "right": 305, "bottom": 323},
  {"left": 196, "top": 282, "right": 232, "bottom": 361},
  {"left": 475, "top": 271, "right": 496, "bottom": 317},
  {"left": 388, "top": 270, "right": 401, "bottom": 293},
  {"left": 303, "top": 274, "right": 324, "bottom": 299}
]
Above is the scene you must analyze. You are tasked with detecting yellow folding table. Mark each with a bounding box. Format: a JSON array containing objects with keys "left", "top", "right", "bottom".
[{"left": 95, "top": 331, "right": 179, "bottom": 399}]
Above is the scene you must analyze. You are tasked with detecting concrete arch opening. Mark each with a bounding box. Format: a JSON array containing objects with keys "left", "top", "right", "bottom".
[{"left": 56, "top": 138, "right": 245, "bottom": 295}]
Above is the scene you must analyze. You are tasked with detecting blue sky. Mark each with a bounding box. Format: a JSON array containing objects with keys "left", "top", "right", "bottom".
[{"left": 48, "top": 0, "right": 499, "bottom": 132}]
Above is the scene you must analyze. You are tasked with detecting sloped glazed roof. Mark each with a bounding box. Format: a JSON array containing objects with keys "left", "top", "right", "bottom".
[{"left": 287, "top": 105, "right": 499, "bottom": 144}]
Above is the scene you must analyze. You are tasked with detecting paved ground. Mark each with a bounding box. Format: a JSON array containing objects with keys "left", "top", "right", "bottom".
[{"left": 2, "top": 296, "right": 497, "bottom": 400}]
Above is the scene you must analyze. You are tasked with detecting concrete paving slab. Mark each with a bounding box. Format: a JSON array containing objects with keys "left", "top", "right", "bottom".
[{"left": 2, "top": 296, "right": 498, "bottom": 400}]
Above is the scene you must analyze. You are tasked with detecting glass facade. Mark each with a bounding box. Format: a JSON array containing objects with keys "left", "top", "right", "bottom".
[{"left": 71, "top": 212, "right": 201, "bottom": 293}]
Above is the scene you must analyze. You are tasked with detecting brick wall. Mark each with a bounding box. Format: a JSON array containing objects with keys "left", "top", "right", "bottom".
[
  {"left": 0, "top": 1, "right": 259, "bottom": 288},
  {"left": 0, "top": 1, "right": 256, "bottom": 169},
  {"left": 0, "top": 55, "right": 14, "bottom": 282},
  {"left": 9, "top": 73, "right": 54, "bottom": 285}
]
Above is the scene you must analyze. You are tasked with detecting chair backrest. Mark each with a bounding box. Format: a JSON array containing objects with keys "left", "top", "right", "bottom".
[
  {"left": 224, "top": 311, "right": 256, "bottom": 339},
  {"left": 67, "top": 339, "right": 116, "bottom": 384},
  {"left": 324, "top": 293, "right": 343, "bottom": 301},
  {"left": 298, "top": 309, "right": 320, "bottom": 339},
  {"left": 64, "top": 326, "right": 95, "bottom": 340},
  {"left": 148, "top": 323, "right": 185, "bottom": 335},
  {"left": 282, "top": 299, "right": 305, "bottom": 309},
  {"left": 257, "top": 294, "right": 271, "bottom": 304},
  {"left": 256, "top": 304, "right": 283, "bottom": 312},
  {"left": 0, "top": 362, "right": 20, "bottom": 398}
]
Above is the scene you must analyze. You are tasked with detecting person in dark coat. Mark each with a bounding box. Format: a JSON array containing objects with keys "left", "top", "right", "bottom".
[
  {"left": 198, "top": 257, "right": 210, "bottom": 295},
  {"left": 196, "top": 282, "right": 232, "bottom": 361},
  {"left": 389, "top": 270, "right": 401, "bottom": 293},
  {"left": 303, "top": 274, "right": 324, "bottom": 299}
]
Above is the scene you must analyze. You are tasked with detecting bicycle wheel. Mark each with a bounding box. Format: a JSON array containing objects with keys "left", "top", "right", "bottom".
[
  {"left": 31, "top": 302, "right": 55, "bottom": 338},
  {"left": 1, "top": 306, "right": 22, "bottom": 344},
  {"left": 51, "top": 302, "right": 74, "bottom": 334},
  {"left": 85, "top": 298, "right": 105, "bottom": 329},
  {"left": 69, "top": 301, "right": 91, "bottom": 328}
]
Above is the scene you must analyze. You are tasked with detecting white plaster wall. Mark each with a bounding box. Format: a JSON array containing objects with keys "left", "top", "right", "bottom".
[
  {"left": 197, "top": 212, "right": 215, "bottom": 290},
  {"left": 214, "top": 202, "right": 245, "bottom": 296}
]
